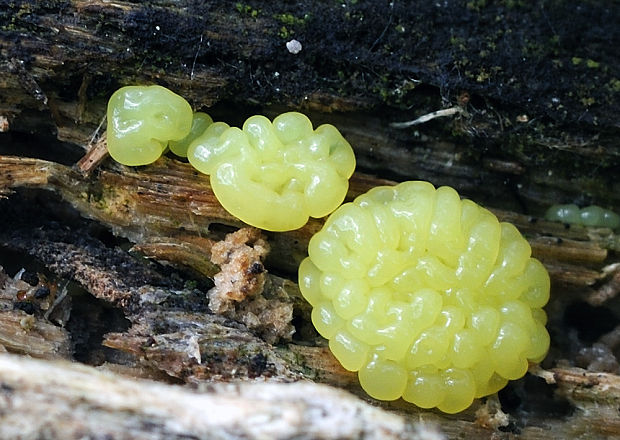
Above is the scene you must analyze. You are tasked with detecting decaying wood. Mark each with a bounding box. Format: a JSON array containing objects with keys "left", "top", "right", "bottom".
[
  {"left": 589, "top": 264, "right": 620, "bottom": 305},
  {"left": 1, "top": 151, "right": 620, "bottom": 438},
  {"left": 0, "top": 266, "right": 71, "bottom": 359},
  {"left": 132, "top": 235, "right": 220, "bottom": 279},
  {"left": 1, "top": 1, "right": 619, "bottom": 211},
  {"left": 0, "top": 353, "right": 425, "bottom": 440},
  {"left": 3, "top": 347, "right": 620, "bottom": 439},
  {"left": 0, "top": 154, "right": 617, "bottom": 285},
  {"left": 207, "top": 228, "right": 269, "bottom": 312},
  {"left": 0, "top": 310, "right": 70, "bottom": 359},
  {"left": 1, "top": 1, "right": 620, "bottom": 438}
]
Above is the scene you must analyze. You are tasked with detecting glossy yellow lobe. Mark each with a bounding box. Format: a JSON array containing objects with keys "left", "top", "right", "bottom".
[{"left": 106, "top": 85, "right": 193, "bottom": 166}]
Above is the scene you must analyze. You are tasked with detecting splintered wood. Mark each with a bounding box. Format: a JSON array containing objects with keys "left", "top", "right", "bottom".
[
  {"left": 0, "top": 354, "right": 419, "bottom": 440},
  {"left": 0, "top": 266, "right": 70, "bottom": 359}
]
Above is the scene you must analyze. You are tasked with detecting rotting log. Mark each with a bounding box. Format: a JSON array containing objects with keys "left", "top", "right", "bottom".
[
  {"left": 1, "top": 153, "right": 620, "bottom": 438},
  {"left": 1, "top": 155, "right": 617, "bottom": 276},
  {"left": 1, "top": 1, "right": 620, "bottom": 439},
  {"left": 1, "top": 1, "right": 619, "bottom": 211}
]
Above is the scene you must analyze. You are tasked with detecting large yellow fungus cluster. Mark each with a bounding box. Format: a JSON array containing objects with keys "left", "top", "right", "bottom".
[{"left": 299, "top": 181, "right": 550, "bottom": 413}]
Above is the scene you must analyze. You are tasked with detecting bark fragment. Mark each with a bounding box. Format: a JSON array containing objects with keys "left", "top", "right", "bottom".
[{"left": 0, "top": 353, "right": 421, "bottom": 440}]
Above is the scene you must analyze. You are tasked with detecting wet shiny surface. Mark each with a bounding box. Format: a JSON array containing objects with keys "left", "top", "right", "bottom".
[
  {"left": 107, "top": 85, "right": 192, "bottom": 166},
  {"left": 299, "top": 181, "right": 550, "bottom": 413},
  {"left": 188, "top": 112, "right": 355, "bottom": 231}
]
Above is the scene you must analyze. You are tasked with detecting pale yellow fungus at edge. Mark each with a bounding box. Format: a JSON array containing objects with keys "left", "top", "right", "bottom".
[{"left": 545, "top": 203, "right": 620, "bottom": 229}]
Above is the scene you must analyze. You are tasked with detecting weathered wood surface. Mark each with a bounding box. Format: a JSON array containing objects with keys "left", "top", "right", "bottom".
[
  {"left": 0, "top": 353, "right": 420, "bottom": 440},
  {"left": 1, "top": 0, "right": 619, "bottom": 210},
  {"left": 0, "top": 153, "right": 619, "bottom": 438}
]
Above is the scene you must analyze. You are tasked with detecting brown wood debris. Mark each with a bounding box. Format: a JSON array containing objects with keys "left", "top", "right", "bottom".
[
  {"left": 0, "top": 353, "right": 423, "bottom": 440},
  {"left": 132, "top": 235, "right": 219, "bottom": 279},
  {"left": 209, "top": 228, "right": 270, "bottom": 312},
  {"left": 1, "top": 155, "right": 617, "bottom": 286},
  {"left": 0, "top": 266, "right": 71, "bottom": 359},
  {"left": 588, "top": 263, "right": 620, "bottom": 305},
  {"left": 207, "top": 228, "right": 294, "bottom": 343}
]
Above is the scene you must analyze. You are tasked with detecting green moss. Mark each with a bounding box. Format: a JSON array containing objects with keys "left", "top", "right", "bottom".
[
  {"left": 1, "top": 0, "right": 70, "bottom": 32},
  {"left": 580, "top": 96, "right": 596, "bottom": 106},
  {"left": 274, "top": 12, "right": 309, "bottom": 26},
  {"left": 278, "top": 26, "right": 291, "bottom": 38},
  {"left": 467, "top": 0, "right": 488, "bottom": 11},
  {"left": 450, "top": 36, "right": 467, "bottom": 51},
  {"left": 609, "top": 78, "right": 620, "bottom": 92},
  {"left": 235, "top": 3, "right": 260, "bottom": 17},
  {"left": 273, "top": 12, "right": 309, "bottom": 38},
  {"left": 476, "top": 69, "right": 491, "bottom": 82},
  {"left": 501, "top": 0, "right": 528, "bottom": 8}
]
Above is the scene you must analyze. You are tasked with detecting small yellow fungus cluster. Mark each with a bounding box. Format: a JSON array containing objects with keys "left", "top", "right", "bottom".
[
  {"left": 299, "top": 182, "right": 550, "bottom": 413},
  {"left": 545, "top": 204, "right": 619, "bottom": 229},
  {"left": 107, "top": 85, "right": 193, "bottom": 166},
  {"left": 106, "top": 86, "right": 355, "bottom": 231}
]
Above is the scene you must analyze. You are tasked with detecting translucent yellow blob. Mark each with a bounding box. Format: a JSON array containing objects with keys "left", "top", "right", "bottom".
[
  {"left": 187, "top": 112, "right": 356, "bottom": 231},
  {"left": 299, "top": 181, "right": 551, "bottom": 413},
  {"left": 107, "top": 85, "right": 193, "bottom": 166},
  {"left": 169, "top": 112, "right": 213, "bottom": 157}
]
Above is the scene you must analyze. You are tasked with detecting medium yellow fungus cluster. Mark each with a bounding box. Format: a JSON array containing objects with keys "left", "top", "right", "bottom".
[
  {"left": 299, "top": 181, "right": 550, "bottom": 413},
  {"left": 106, "top": 86, "right": 355, "bottom": 231},
  {"left": 187, "top": 113, "right": 355, "bottom": 231}
]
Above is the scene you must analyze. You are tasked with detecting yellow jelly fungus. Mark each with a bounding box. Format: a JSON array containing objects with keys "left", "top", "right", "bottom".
[
  {"left": 107, "top": 85, "right": 193, "bottom": 166},
  {"left": 187, "top": 112, "right": 356, "bottom": 231},
  {"left": 299, "top": 181, "right": 550, "bottom": 413},
  {"left": 169, "top": 112, "right": 214, "bottom": 158}
]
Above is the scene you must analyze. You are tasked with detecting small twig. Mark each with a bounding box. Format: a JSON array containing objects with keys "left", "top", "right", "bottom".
[
  {"left": 588, "top": 262, "right": 620, "bottom": 305},
  {"left": 86, "top": 114, "right": 107, "bottom": 147},
  {"left": 76, "top": 132, "right": 108, "bottom": 175},
  {"left": 390, "top": 106, "right": 463, "bottom": 128},
  {"left": 0, "top": 115, "right": 9, "bottom": 132},
  {"left": 43, "top": 280, "right": 69, "bottom": 321}
]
